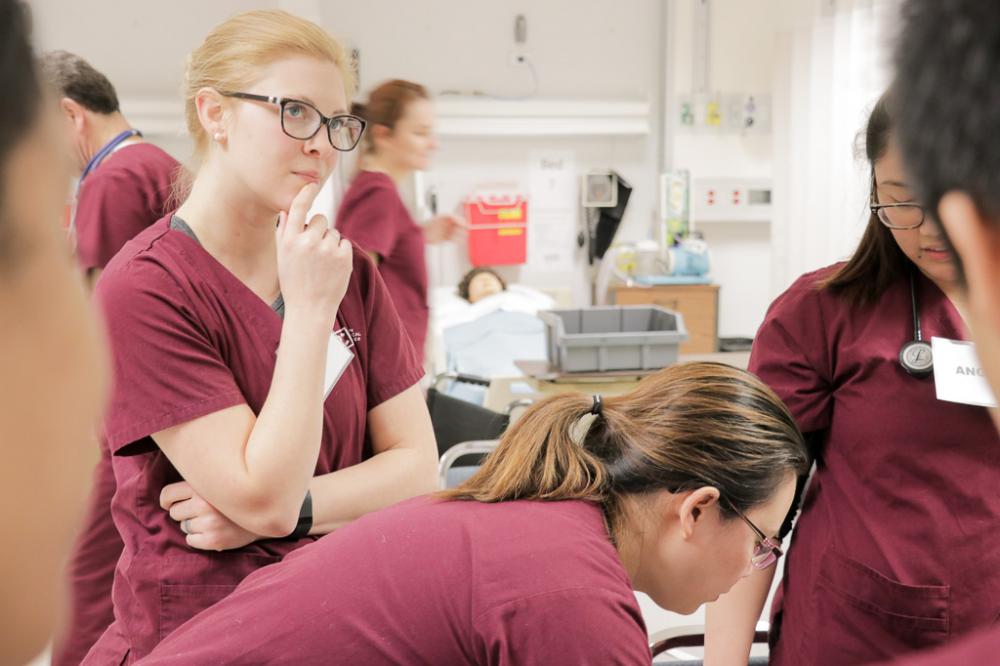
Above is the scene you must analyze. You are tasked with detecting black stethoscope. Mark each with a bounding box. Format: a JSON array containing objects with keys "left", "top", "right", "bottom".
[{"left": 899, "top": 271, "right": 934, "bottom": 377}]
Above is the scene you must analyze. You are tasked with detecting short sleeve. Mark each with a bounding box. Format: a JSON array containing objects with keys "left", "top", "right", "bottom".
[
  {"left": 353, "top": 250, "right": 424, "bottom": 407},
  {"left": 749, "top": 283, "right": 834, "bottom": 435},
  {"left": 95, "top": 258, "right": 246, "bottom": 454},
  {"left": 75, "top": 170, "right": 154, "bottom": 271},
  {"left": 335, "top": 184, "right": 401, "bottom": 259},
  {"left": 750, "top": 279, "right": 834, "bottom": 539},
  {"left": 474, "top": 588, "right": 651, "bottom": 666}
]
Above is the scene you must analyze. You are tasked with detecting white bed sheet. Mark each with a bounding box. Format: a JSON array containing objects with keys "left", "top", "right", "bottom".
[{"left": 428, "top": 285, "right": 556, "bottom": 376}]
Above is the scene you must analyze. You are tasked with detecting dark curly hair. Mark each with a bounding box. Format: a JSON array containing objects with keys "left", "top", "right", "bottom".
[{"left": 894, "top": 0, "right": 1000, "bottom": 276}]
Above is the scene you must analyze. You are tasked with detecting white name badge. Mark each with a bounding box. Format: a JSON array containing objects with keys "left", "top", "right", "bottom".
[
  {"left": 324, "top": 333, "right": 354, "bottom": 397},
  {"left": 931, "top": 336, "right": 998, "bottom": 408}
]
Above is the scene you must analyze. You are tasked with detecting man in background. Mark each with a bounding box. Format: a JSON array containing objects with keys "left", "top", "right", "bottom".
[{"left": 41, "top": 50, "right": 180, "bottom": 666}]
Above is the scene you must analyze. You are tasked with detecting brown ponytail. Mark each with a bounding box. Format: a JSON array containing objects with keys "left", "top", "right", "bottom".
[
  {"left": 440, "top": 362, "right": 808, "bottom": 544},
  {"left": 353, "top": 79, "right": 428, "bottom": 155}
]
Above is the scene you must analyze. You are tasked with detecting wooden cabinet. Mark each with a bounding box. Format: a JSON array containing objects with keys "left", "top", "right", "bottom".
[{"left": 613, "top": 284, "right": 719, "bottom": 354}]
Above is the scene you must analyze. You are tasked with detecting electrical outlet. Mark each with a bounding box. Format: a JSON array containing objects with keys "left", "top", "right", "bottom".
[{"left": 507, "top": 51, "right": 530, "bottom": 67}]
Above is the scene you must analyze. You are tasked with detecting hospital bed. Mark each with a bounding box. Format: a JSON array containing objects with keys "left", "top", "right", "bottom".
[{"left": 427, "top": 284, "right": 561, "bottom": 380}]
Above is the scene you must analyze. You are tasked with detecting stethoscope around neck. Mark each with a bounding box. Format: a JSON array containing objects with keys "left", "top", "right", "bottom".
[
  {"left": 78, "top": 129, "right": 142, "bottom": 185},
  {"left": 899, "top": 270, "right": 934, "bottom": 377},
  {"left": 69, "top": 129, "right": 142, "bottom": 239}
]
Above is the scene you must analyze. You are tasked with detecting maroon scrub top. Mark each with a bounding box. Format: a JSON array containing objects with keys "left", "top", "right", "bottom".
[
  {"left": 336, "top": 170, "right": 429, "bottom": 364},
  {"left": 82, "top": 217, "right": 423, "bottom": 663},
  {"left": 74, "top": 142, "right": 179, "bottom": 271},
  {"left": 140, "top": 497, "right": 651, "bottom": 665},
  {"left": 51, "top": 443, "right": 122, "bottom": 666},
  {"left": 751, "top": 265, "right": 1000, "bottom": 665},
  {"left": 53, "top": 143, "right": 179, "bottom": 666}
]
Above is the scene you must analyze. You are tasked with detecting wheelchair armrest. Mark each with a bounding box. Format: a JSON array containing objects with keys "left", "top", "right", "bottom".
[
  {"left": 649, "top": 622, "right": 769, "bottom": 657},
  {"left": 504, "top": 398, "right": 534, "bottom": 416},
  {"left": 438, "top": 440, "right": 500, "bottom": 488},
  {"left": 432, "top": 372, "right": 492, "bottom": 390}
]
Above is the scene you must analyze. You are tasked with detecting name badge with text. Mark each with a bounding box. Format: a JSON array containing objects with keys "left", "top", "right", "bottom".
[
  {"left": 324, "top": 333, "right": 354, "bottom": 397},
  {"left": 931, "top": 336, "right": 998, "bottom": 408}
]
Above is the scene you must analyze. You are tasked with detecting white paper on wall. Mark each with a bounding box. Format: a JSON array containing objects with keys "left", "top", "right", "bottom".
[{"left": 527, "top": 151, "right": 577, "bottom": 272}]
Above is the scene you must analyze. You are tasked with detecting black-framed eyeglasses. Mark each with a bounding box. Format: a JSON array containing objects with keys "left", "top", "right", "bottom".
[
  {"left": 220, "top": 92, "right": 366, "bottom": 152},
  {"left": 869, "top": 175, "right": 927, "bottom": 230},
  {"left": 723, "top": 499, "right": 783, "bottom": 570}
]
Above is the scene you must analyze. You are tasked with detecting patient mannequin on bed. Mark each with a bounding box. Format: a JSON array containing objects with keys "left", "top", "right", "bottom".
[{"left": 458, "top": 267, "right": 507, "bottom": 304}]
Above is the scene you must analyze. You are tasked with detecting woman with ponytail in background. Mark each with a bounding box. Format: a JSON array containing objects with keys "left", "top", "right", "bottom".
[
  {"left": 144, "top": 362, "right": 808, "bottom": 665},
  {"left": 336, "top": 80, "right": 464, "bottom": 365}
]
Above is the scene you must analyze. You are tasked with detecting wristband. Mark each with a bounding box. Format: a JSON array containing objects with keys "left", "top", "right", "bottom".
[{"left": 289, "top": 490, "right": 313, "bottom": 539}]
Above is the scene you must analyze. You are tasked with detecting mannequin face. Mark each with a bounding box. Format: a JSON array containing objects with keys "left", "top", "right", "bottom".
[{"left": 467, "top": 271, "right": 504, "bottom": 303}]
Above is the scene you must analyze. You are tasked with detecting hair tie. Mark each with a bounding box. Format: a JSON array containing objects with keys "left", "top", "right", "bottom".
[{"left": 590, "top": 395, "right": 603, "bottom": 417}]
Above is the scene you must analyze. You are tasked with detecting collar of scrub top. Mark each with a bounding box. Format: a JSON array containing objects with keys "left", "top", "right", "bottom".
[{"left": 79, "top": 128, "right": 142, "bottom": 184}]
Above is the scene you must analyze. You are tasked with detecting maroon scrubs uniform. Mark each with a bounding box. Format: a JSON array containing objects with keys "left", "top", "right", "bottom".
[
  {"left": 883, "top": 625, "right": 1000, "bottom": 665},
  {"left": 82, "top": 216, "right": 423, "bottom": 664},
  {"left": 751, "top": 265, "right": 1000, "bottom": 665},
  {"left": 53, "top": 142, "right": 179, "bottom": 666},
  {"left": 73, "top": 142, "right": 178, "bottom": 272},
  {"left": 336, "top": 170, "right": 429, "bottom": 364},
  {"left": 141, "top": 497, "right": 651, "bottom": 665}
]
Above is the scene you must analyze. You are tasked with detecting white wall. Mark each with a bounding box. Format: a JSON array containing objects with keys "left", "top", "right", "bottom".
[
  {"left": 667, "top": 0, "right": 799, "bottom": 339},
  {"left": 331, "top": 0, "right": 662, "bottom": 302}
]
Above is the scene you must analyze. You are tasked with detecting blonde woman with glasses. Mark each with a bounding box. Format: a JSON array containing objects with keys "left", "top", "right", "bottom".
[{"left": 81, "top": 10, "right": 437, "bottom": 663}]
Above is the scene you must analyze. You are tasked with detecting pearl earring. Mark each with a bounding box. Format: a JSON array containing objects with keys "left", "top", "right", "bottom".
[{"left": 213, "top": 132, "right": 224, "bottom": 142}]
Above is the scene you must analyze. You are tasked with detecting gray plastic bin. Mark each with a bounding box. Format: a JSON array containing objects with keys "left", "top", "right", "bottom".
[{"left": 538, "top": 306, "right": 688, "bottom": 373}]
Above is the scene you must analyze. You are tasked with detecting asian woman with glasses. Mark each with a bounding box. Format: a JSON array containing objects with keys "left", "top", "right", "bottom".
[
  {"left": 140, "top": 362, "right": 806, "bottom": 666},
  {"left": 704, "top": 93, "right": 1000, "bottom": 666},
  {"left": 80, "top": 10, "right": 438, "bottom": 663}
]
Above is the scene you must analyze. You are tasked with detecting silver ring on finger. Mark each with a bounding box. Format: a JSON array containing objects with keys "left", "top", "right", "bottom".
[{"left": 181, "top": 518, "right": 193, "bottom": 535}]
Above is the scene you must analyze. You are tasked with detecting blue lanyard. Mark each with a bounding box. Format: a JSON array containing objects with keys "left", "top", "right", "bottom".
[{"left": 79, "top": 129, "right": 142, "bottom": 184}]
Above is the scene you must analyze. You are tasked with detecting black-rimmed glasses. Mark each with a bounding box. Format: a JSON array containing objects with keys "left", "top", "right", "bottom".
[
  {"left": 869, "top": 176, "right": 927, "bottom": 230},
  {"left": 221, "top": 92, "right": 366, "bottom": 152},
  {"left": 724, "top": 500, "right": 783, "bottom": 570}
]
